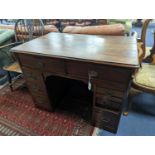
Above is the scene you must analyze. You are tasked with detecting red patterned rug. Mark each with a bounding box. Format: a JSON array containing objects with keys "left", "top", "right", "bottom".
[{"left": 0, "top": 80, "right": 94, "bottom": 136}]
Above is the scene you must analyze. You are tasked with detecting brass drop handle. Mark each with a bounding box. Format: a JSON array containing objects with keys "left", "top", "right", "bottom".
[{"left": 88, "top": 71, "right": 98, "bottom": 90}]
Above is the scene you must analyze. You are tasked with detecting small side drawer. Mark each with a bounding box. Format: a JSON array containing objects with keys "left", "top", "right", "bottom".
[
  {"left": 28, "top": 83, "right": 47, "bottom": 94},
  {"left": 92, "top": 119, "right": 118, "bottom": 133},
  {"left": 96, "top": 87, "right": 125, "bottom": 98},
  {"left": 43, "top": 57, "right": 65, "bottom": 74},
  {"left": 67, "top": 61, "right": 94, "bottom": 78},
  {"left": 22, "top": 67, "right": 47, "bottom": 91},
  {"left": 95, "top": 94, "right": 122, "bottom": 111},
  {"left": 92, "top": 107, "right": 120, "bottom": 126},
  {"left": 21, "top": 67, "right": 53, "bottom": 111},
  {"left": 18, "top": 54, "right": 44, "bottom": 69},
  {"left": 94, "top": 64, "right": 131, "bottom": 83},
  {"left": 95, "top": 80, "right": 127, "bottom": 92},
  {"left": 19, "top": 54, "right": 65, "bottom": 74}
]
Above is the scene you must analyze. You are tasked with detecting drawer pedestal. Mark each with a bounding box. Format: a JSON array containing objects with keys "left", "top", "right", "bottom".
[{"left": 16, "top": 53, "right": 134, "bottom": 133}]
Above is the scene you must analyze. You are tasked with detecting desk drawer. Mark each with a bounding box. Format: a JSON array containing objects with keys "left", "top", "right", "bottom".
[
  {"left": 19, "top": 54, "right": 65, "bottom": 74},
  {"left": 67, "top": 61, "right": 131, "bottom": 84},
  {"left": 93, "top": 107, "right": 120, "bottom": 125},
  {"left": 18, "top": 54, "right": 44, "bottom": 69},
  {"left": 96, "top": 87, "right": 125, "bottom": 98},
  {"left": 95, "top": 94, "right": 122, "bottom": 111},
  {"left": 92, "top": 107, "right": 120, "bottom": 132},
  {"left": 95, "top": 80, "right": 127, "bottom": 92},
  {"left": 22, "top": 67, "right": 46, "bottom": 90},
  {"left": 94, "top": 65, "right": 131, "bottom": 83},
  {"left": 21, "top": 67, "right": 53, "bottom": 111},
  {"left": 22, "top": 67, "right": 42, "bottom": 81},
  {"left": 92, "top": 119, "right": 118, "bottom": 133},
  {"left": 67, "top": 61, "right": 93, "bottom": 78},
  {"left": 43, "top": 58, "right": 65, "bottom": 74}
]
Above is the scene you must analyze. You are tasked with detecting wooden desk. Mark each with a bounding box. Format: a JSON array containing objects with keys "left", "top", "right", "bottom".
[{"left": 11, "top": 32, "right": 139, "bottom": 133}]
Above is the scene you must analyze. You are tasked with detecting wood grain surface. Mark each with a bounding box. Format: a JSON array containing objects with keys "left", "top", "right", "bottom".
[{"left": 11, "top": 32, "right": 139, "bottom": 68}]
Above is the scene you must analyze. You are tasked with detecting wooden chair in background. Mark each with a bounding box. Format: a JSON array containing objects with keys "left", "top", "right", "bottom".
[
  {"left": 135, "top": 19, "right": 152, "bottom": 63},
  {"left": 15, "top": 19, "right": 45, "bottom": 42},
  {"left": 123, "top": 19, "right": 155, "bottom": 116},
  {"left": 2, "top": 19, "right": 45, "bottom": 91}
]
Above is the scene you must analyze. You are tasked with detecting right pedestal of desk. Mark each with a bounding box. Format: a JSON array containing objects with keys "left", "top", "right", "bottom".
[{"left": 91, "top": 66, "right": 133, "bottom": 133}]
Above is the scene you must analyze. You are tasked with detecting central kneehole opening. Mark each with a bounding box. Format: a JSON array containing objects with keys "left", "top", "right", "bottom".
[{"left": 45, "top": 75, "right": 93, "bottom": 121}]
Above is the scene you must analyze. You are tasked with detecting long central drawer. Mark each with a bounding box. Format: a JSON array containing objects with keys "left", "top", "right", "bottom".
[{"left": 66, "top": 60, "right": 132, "bottom": 83}]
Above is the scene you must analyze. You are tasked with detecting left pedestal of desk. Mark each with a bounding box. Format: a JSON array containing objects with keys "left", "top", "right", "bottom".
[{"left": 21, "top": 66, "right": 53, "bottom": 111}]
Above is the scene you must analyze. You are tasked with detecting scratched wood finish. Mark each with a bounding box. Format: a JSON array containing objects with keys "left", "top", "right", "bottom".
[
  {"left": 12, "top": 33, "right": 139, "bottom": 133},
  {"left": 11, "top": 32, "right": 139, "bottom": 68}
]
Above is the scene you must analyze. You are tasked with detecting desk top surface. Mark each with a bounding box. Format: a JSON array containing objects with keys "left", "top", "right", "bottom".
[{"left": 12, "top": 32, "right": 139, "bottom": 68}]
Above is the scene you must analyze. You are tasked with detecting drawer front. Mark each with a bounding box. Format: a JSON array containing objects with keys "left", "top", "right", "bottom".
[
  {"left": 21, "top": 67, "right": 53, "bottom": 111},
  {"left": 43, "top": 57, "right": 65, "bottom": 74},
  {"left": 95, "top": 79, "right": 127, "bottom": 92},
  {"left": 18, "top": 54, "right": 44, "bottom": 69},
  {"left": 94, "top": 64, "right": 131, "bottom": 83},
  {"left": 22, "top": 67, "right": 42, "bottom": 80},
  {"left": 19, "top": 54, "right": 65, "bottom": 74},
  {"left": 67, "top": 61, "right": 132, "bottom": 85},
  {"left": 92, "top": 119, "right": 118, "bottom": 133},
  {"left": 93, "top": 107, "right": 120, "bottom": 125},
  {"left": 94, "top": 81, "right": 126, "bottom": 112},
  {"left": 67, "top": 61, "right": 94, "bottom": 78},
  {"left": 92, "top": 107, "right": 120, "bottom": 132},
  {"left": 95, "top": 94, "right": 122, "bottom": 111},
  {"left": 22, "top": 67, "right": 47, "bottom": 91},
  {"left": 96, "top": 87, "right": 125, "bottom": 98}
]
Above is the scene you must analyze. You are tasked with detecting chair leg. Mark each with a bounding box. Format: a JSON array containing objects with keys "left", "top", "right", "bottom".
[
  {"left": 123, "top": 95, "right": 132, "bottom": 116},
  {"left": 7, "top": 71, "right": 13, "bottom": 91},
  {"left": 123, "top": 81, "right": 132, "bottom": 116}
]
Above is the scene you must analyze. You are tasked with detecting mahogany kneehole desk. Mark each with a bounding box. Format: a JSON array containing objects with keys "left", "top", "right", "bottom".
[{"left": 11, "top": 32, "right": 139, "bottom": 133}]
